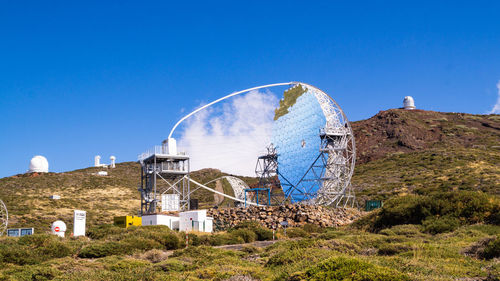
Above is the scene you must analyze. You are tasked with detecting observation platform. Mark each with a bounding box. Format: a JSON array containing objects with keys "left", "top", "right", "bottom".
[{"left": 138, "top": 145, "right": 190, "bottom": 175}]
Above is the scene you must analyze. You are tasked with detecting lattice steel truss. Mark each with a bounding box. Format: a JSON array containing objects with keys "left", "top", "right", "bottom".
[
  {"left": 262, "top": 84, "right": 357, "bottom": 207},
  {"left": 255, "top": 145, "right": 289, "bottom": 205},
  {"left": 0, "top": 199, "right": 8, "bottom": 236},
  {"left": 310, "top": 85, "right": 356, "bottom": 206},
  {"left": 138, "top": 151, "right": 190, "bottom": 215}
]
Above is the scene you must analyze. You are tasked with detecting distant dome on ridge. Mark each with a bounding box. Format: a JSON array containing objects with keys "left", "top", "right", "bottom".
[
  {"left": 403, "top": 96, "right": 416, "bottom": 110},
  {"left": 29, "top": 155, "right": 49, "bottom": 173}
]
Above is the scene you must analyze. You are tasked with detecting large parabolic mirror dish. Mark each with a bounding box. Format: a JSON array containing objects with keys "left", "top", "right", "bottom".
[
  {"left": 166, "top": 82, "right": 355, "bottom": 207},
  {"left": 271, "top": 83, "right": 355, "bottom": 205}
]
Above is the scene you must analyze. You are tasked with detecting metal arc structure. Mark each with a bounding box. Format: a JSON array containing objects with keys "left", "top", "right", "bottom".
[
  {"left": 168, "top": 82, "right": 295, "bottom": 139},
  {"left": 164, "top": 82, "right": 356, "bottom": 207},
  {"left": 0, "top": 199, "right": 8, "bottom": 236},
  {"left": 203, "top": 176, "right": 249, "bottom": 201}
]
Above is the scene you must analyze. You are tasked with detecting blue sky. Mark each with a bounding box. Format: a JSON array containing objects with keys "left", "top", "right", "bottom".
[{"left": 0, "top": 1, "right": 499, "bottom": 177}]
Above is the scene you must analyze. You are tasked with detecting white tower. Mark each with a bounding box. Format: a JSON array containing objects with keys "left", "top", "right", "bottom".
[
  {"left": 94, "top": 155, "right": 101, "bottom": 167},
  {"left": 110, "top": 156, "right": 116, "bottom": 168},
  {"left": 403, "top": 96, "right": 416, "bottom": 110},
  {"left": 28, "top": 156, "right": 49, "bottom": 173}
]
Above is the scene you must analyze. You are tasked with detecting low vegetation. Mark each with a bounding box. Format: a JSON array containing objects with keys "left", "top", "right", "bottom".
[
  {"left": 0, "top": 221, "right": 499, "bottom": 280},
  {"left": 355, "top": 191, "right": 499, "bottom": 234},
  {"left": 0, "top": 110, "right": 498, "bottom": 279}
]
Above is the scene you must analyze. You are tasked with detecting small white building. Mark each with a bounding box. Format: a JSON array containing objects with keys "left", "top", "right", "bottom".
[
  {"left": 142, "top": 214, "right": 180, "bottom": 230},
  {"left": 179, "top": 210, "right": 213, "bottom": 233},
  {"left": 403, "top": 96, "right": 416, "bottom": 110},
  {"left": 29, "top": 156, "right": 49, "bottom": 173}
]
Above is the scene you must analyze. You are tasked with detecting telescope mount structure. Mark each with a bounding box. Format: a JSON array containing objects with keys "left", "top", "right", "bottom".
[{"left": 138, "top": 145, "right": 191, "bottom": 215}]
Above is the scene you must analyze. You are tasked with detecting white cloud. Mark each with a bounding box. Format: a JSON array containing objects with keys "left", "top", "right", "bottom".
[
  {"left": 177, "top": 90, "right": 278, "bottom": 176},
  {"left": 488, "top": 80, "right": 500, "bottom": 114}
]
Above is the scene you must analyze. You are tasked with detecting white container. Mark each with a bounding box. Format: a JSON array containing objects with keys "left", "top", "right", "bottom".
[{"left": 51, "top": 220, "right": 67, "bottom": 237}]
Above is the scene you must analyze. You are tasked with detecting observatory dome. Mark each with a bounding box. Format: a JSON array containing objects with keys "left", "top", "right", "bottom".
[
  {"left": 403, "top": 96, "right": 416, "bottom": 110},
  {"left": 29, "top": 156, "right": 49, "bottom": 173}
]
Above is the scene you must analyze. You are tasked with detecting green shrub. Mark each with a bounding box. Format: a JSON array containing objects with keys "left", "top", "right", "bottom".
[
  {"left": 162, "top": 233, "right": 181, "bottom": 250},
  {"left": 481, "top": 236, "right": 500, "bottom": 259},
  {"left": 0, "top": 235, "right": 73, "bottom": 265},
  {"left": 231, "top": 229, "right": 257, "bottom": 243},
  {"left": 422, "top": 216, "right": 460, "bottom": 234},
  {"left": 286, "top": 228, "right": 309, "bottom": 238},
  {"left": 266, "top": 249, "right": 308, "bottom": 267},
  {"left": 234, "top": 220, "right": 262, "bottom": 229},
  {"left": 317, "top": 231, "right": 341, "bottom": 240},
  {"left": 156, "top": 259, "right": 188, "bottom": 272},
  {"left": 233, "top": 220, "right": 273, "bottom": 241},
  {"left": 294, "top": 256, "right": 410, "bottom": 281},
  {"left": 303, "top": 223, "right": 325, "bottom": 234},
  {"left": 86, "top": 224, "right": 124, "bottom": 240},
  {"left": 254, "top": 227, "right": 273, "bottom": 241},
  {"left": 486, "top": 204, "right": 500, "bottom": 225},
  {"left": 187, "top": 233, "right": 200, "bottom": 246},
  {"left": 372, "top": 191, "right": 498, "bottom": 231},
  {"left": 78, "top": 241, "right": 125, "bottom": 258},
  {"left": 199, "top": 233, "right": 244, "bottom": 246},
  {"left": 381, "top": 224, "right": 423, "bottom": 237},
  {"left": 2, "top": 265, "right": 62, "bottom": 281},
  {"left": 122, "top": 237, "right": 163, "bottom": 252}
]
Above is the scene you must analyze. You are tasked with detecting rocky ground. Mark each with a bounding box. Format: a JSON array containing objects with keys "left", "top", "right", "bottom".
[{"left": 208, "top": 205, "right": 362, "bottom": 229}]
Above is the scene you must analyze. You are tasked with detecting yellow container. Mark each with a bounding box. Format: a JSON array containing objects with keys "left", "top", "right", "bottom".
[{"left": 114, "top": 216, "right": 142, "bottom": 228}]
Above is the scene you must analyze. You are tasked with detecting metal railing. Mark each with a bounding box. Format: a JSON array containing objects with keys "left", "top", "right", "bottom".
[{"left": 138, "top": 145, "right": 187, "bottom": 161}]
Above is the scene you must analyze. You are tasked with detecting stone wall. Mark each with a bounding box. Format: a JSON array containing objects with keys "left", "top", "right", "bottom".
[{"left": 207, "top": 205, "right": 362, "bottom": 229}]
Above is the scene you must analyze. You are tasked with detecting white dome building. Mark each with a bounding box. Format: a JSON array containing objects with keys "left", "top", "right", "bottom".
[
  {"left": 29, "top": 156, "right": 49, "bottom": 173},
  {"left": 51, "top": 220, "right": 67, "bottom": 237},
  {"left": 403, "top": 96, "right": 416, "bottom": 110}
]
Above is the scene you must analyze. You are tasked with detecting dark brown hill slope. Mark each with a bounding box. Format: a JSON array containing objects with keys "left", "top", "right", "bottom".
[{"left": 351, "top": 109, "right": 500, "bottom": 164}]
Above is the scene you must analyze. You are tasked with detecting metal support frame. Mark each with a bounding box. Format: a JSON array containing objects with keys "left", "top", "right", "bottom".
[
  {"left": 254, "top": 145, "right": 296, "bottom": 205},
  {"left": 254, "top": 130, "right": 356, "bottom": 207},
  {"left": 280, "top": 130, "right": 356, "bottom": 207},
  {"left": 244, "top": 188, "right": 271, "bottom": 207},
  {"left": 138, "top": 152, "right": 190, "bottom": 215},
  {"left": 0, "top": 199, "right": 8, "bottom": 236}
]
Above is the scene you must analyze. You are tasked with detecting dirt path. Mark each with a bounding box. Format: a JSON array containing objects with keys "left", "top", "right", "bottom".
[
  {"left": 214, "top": 240, "right": 279, "bottom": 251},
  {"left": 214, "top": 179, "right": 224, "bottom": 205},
  {"left": 163, "top": 239, "right": 280, "bottom": 258}
]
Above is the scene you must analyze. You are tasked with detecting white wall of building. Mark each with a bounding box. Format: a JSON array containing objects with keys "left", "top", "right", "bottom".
[
  {"left": 142, "top": 214, "right": 180, "bottom": 230},
  {"left": 179, "top": 210, "right": 213, "bottom": 232}
]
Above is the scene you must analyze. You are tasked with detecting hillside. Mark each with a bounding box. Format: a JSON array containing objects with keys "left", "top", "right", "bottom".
[
  {"left": 352, "top": 109, "right": 500, "bottom": 163},
  {"left": 350, "top": 109, "right": 500, "bottom": 203},
  {"left": 0, "top": 165, "right": 255, "bottom": 231},
  {"left": 0, "top": 109, "right": 498, "bottom": 232}
]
